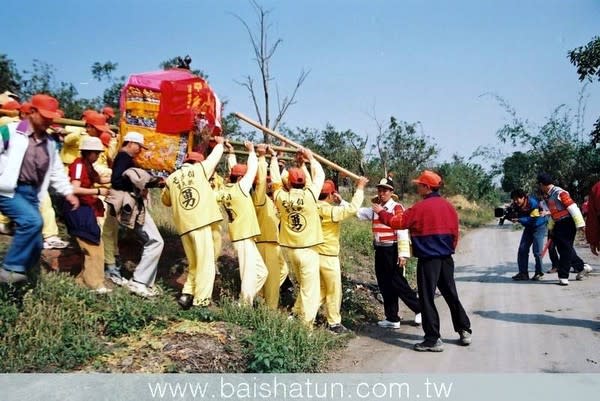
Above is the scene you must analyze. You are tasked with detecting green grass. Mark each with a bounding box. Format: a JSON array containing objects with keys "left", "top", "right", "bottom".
[
  {"left": 458, "top": 207, "right": 495, "bottom": 228},
  {"left": 217, "top": 299, "right": 345, "bottom": 373},
  {"left": 0, "top": 270, "right": 338, "bottom": 373},
  {"left": 0, "top": 187, "right": 495, "bottom": 373}
]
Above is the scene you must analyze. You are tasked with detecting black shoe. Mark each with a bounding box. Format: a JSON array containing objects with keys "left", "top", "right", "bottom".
[
  {"left": 328, "top": 324, "right": 350, "bottom": 334},
  {"left": 531, "top": 272, "right": 544, "bottom": 281},
  {"left": 177, "top": 294, "right": 194, "bottom": 309},
  {"left": 512, "top": 273, "right": 529, "bottom": 281},
  {"left": 414, "top": 339, "right": 444, "bottom": 352}
]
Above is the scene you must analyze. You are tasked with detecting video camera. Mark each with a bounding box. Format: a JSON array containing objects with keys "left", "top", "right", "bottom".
[{"left": 494, "top": 203, "right": 520, "bottom": 226}]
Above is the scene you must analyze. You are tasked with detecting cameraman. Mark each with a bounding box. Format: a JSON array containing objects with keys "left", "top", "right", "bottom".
[{"left": 510, "top": 189, "right": 548, "bottom": 281}]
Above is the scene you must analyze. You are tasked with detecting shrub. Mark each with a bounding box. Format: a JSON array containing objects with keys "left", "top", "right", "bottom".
[
  {"left": 218, "top": 300, "right": 344, "bottom": 373},
  {"left": 0, "top": 274, "right": 105, "bottom": 372}
]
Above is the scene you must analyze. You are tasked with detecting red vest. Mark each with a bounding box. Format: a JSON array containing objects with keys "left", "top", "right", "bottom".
[{"left": 372, "top": 201, "right": 403, "bottom": 244}]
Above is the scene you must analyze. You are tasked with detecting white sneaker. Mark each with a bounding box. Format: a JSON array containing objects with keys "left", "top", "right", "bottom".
[
  {"left": 126, "top": 280, "right": 159, "bottom": 298},
  {"left": 377, "top": 319, "right": 401, "bottom": 329},
  {"left": 559, "top": 278, "right": 569, "bottom": 286},
  {"left": 43, "top": 235, "right": 69, "bottom": 249},
  {"left": 93, "top": 287, "right": 112, "bottom": 294},
  {"left": 105, "top": 267, "right": 127, "bottom": 286},
  {"left": 414, "top": 313, "right": 422, "bottom": 325},
  {"left": 576, "top": 264, "right": 592, "bottom": 280}
]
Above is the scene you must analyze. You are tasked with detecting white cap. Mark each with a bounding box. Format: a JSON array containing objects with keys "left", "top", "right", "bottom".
[
  {"left": 79, "top": 136, "right": 105, "bottom": 151},
  {"left": 123, "top": 131, "right": 147, "bottom": 149}
]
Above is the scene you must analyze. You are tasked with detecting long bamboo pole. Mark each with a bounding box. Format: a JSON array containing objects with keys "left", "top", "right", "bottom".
[
  {"left": 0, "top": 109, "right": 119, "bottom": 131},
  {"left": 228, "top": 139, "right": 296, "bottom": 154},
  {"left": 233, "top": 149, "right": 294, "bottom": 162},
  {"left": 234, "top": 112, "right": 360, "bottom": 180}
]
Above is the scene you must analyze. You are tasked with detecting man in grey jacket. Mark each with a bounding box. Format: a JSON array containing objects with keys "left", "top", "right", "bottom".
[{"left": 0, "top": 94, "right": 79, "bottom": 284}]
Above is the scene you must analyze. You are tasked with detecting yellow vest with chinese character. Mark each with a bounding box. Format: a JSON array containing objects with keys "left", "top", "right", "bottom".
[
  {"left": 275, "top": 187, "right": 323, "bottom": 248},
  {"left": 254, "top": 196, "right": 280, "bottom": 243},
  {"left": 163, "top": 163, "right": 222, "bottom": 235},
  {"left": 218, "top": 183, "right": 261, "bottom": 242},
  {"left": 317, "top": 189, "right": 364, "bottom": 256}
]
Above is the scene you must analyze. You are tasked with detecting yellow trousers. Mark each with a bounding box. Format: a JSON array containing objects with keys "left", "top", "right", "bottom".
[
  {"left": 181, "top": 226, "right": 216, "bottom": 306},
  {"left": 319, "top": 254, "right": 342, "bottom": 326},
  {"left": 211, "top": 221, "right": 222, "bottom": 262},
  {"left": 233, "top": 239, "right": 268, "bottom": 305},
  {"left": 256, "top": 242, "right": 289, "bottom": 309},
  {"left": 284, "top": 247, "right": 321, "bottom": 325},
  {"left": 40, "top": 193, "right": 59, "bottom": 239},
  {"left": 75, "top": 237, "right": 106, "bottom": 289},
  {"left": 102, "top": 211, "right": 120, "bottom": 266}
]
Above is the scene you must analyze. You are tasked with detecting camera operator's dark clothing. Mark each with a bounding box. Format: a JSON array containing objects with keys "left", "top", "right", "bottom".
[
  {"left": 515, "top": 196, "right": 547, "bottom": 276},
  {"left": 517, "top": 224, "right": 547, "bottom": 276},
  {"left": 516, "top": 196, "right": 547, "bottom": 228}
]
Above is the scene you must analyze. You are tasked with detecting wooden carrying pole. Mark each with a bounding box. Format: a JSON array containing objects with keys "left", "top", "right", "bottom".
[
  {"left": 233, "top": 149, "right": 294, "bottom": 162},
  {"left": 0, "top": 109, "right": 119, "bottom": 131},
  {"left": 234, "top": 112, "right": 360, "bottom": 180},
  {"left": 228, "top": 139, "right": 296, "bottom": 154}
]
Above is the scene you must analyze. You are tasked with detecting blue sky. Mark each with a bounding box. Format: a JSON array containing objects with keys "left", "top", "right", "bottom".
[{"left": 4, "top": 0, "right": 600, "bottom": 164}]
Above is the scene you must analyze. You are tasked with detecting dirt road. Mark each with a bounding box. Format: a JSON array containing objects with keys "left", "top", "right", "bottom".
[{"left": 329, "top": 223, "right": 600, "bottom": 373}]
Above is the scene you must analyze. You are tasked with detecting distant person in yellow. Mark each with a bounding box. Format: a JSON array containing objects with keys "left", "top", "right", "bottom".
[
  {"left": 161, "top": 136, "right": 225, "bottom": 308},
  {"left": 271, "top": 148, "right": 325, "bottom": 325},
  {"left": 317, "top": 176, "right": 368, "bottom": 333},
  {"left": 250, "top": 144, "right": 289, "bottom": 309},
  {"left": 220, "top": 140, "right": 268, "bottom": 305},
  {"left": 0, "top": 100, "right": 21, "bottom": 126}
]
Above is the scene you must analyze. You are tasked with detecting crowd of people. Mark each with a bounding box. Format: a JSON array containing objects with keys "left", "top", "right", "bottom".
[
  {"left": 1, "top": 91, "right": 598, "bottom": 353},
  {"left": 507, "top": 174, "right": 593, "bottom": 286}
]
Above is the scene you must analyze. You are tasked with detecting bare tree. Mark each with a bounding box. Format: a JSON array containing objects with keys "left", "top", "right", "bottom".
[
  {"left": 367, "top": 108, "right": 390, "bottom": 177},
  {"left": 233, "top": 0, "right": 309, "bottom": 142}
]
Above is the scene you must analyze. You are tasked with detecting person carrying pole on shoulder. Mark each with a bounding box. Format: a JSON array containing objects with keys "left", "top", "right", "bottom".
[{"left": 161, "top": 136, "right": 225, "bottom": 308}]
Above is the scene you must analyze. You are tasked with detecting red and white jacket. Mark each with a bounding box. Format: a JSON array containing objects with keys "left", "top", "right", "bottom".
[{"left": 357, "top": 198, "right": 410, "bottom": 257}]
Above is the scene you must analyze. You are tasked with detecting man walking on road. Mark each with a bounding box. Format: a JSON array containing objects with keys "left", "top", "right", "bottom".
[
  {"left": 374, "top": 170, "right": 471, "bottom": 352},
  {"left": 357, "top": 178, "right": 422, "bottom": 329},
  {"left": 537, "top": 173, "right": 591, "bottom": 286},
  {"left": 0, "top": 94, "right": 79, "bottom": 284},
  {"left": 509, "top": 189, "right": 548, "bottom": 281}
]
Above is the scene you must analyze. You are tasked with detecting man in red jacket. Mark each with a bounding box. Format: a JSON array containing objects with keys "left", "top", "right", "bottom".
[
  {"left": 373, "top": 170, "right": 471, "bottom": 352},
  {"left": 586, "top": 181, "right": 600, "bottom": 255}
]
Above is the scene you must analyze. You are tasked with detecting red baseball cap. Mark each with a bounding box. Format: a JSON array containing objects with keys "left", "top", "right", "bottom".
[
  {"left": 19, "top": 102, "right": 32, "bottom": 114},
  {"left": 287, "top": 168, "right": 305, "bottom": 186},
  {"left": 231, "top": 164, "right": 248, "bottom": 177},
  {"left": 99, "top": 132, "right": 112, "bottom": 147},
  {"left": 84, "top": 111, "right": 110, "bottom": 132},
  {"left": 82, "top": 109, "right": 95, "bottom": 120},
  {"left": 412, "top": 170, "right": 442, "bottom": 188},
  {"left": 102, "top": 106, "right": 115, "bottom": 118},
  {"left": 1, "top": 100, "right": 21, "bottom": 111},
  {"left": 321, "top": 179, "right": 337, "bottom": 195},
  {"left": 30, "top": 94, "right": 61, "bottom": 119},
  {"left": 184, "top": 152, "right": 205, "bottom": 163}
]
